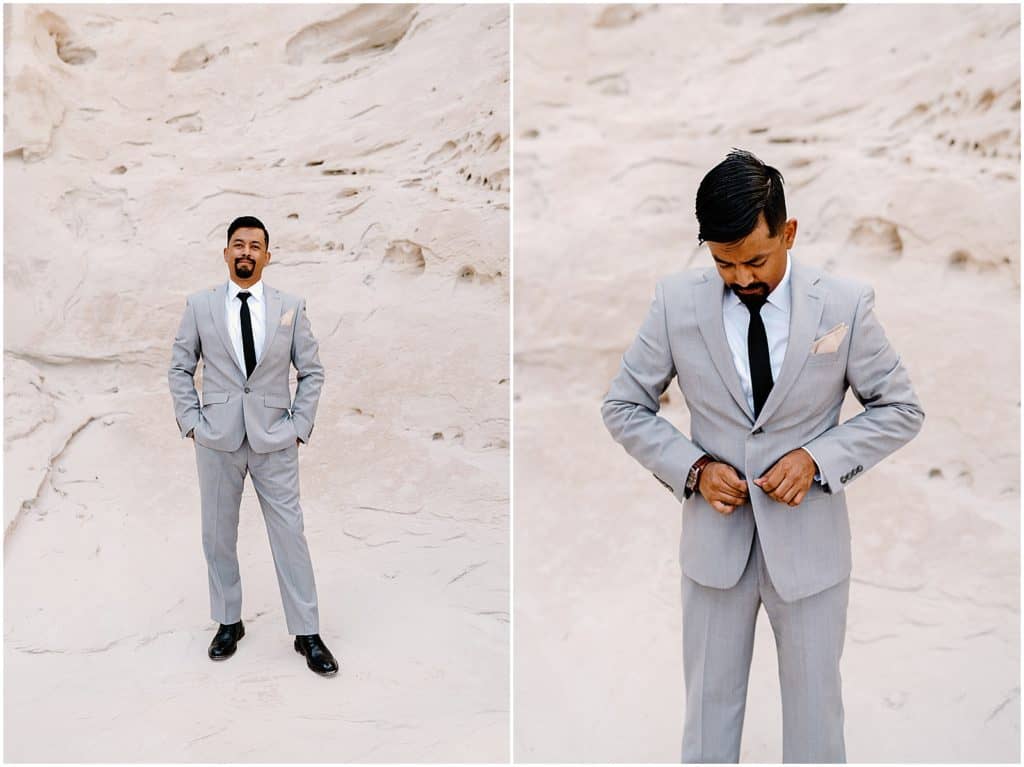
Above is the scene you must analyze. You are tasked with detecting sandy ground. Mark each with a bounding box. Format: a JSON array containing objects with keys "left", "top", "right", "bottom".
[
  {"left": 513, "top": 4, "right": 1019, "bottom": 763},
  {"left": 5, "top": 4, "right": 508, "bottom": 762}
]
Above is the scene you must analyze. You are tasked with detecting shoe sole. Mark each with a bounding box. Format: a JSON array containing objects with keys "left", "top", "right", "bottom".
[{"left": 294, "top": 643, "right": 339, "bottom": 676}]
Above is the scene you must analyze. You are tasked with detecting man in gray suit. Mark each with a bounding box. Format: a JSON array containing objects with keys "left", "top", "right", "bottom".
[
  {"left": 602, "top": 150, "right": 924, "bottom": 762},
  {"left": 169, "top": 215, "right": 338, "bottom": 676}
]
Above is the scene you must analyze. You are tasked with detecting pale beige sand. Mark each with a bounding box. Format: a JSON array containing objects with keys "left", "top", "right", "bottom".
[
  {"left": 5, "top": 4, "right": 508, "bottom": 762},
  {"left": 514, "top": 4, "right": 1019, "bottom": 762}
]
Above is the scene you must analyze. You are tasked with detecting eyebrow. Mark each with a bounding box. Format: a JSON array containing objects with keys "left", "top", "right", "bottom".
[
  {"left": 231, "top": 238, "right": 263, "bottom": 246},
  {"left": 714, "top": 253, "right": 769, "bottom": 265}
]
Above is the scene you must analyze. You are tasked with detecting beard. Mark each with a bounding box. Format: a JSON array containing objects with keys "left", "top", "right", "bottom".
[
  {"left": 729, "top": 281, "right": 770, "bottom": 299},
  {"left": 234, "top": 258, "right": 255, "bottom": 278}
]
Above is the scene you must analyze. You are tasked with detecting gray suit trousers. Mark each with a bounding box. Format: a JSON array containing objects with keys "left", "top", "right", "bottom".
[
  {"left": 195, "top": 437, "right": 319, "bottom": 635},
  {"left": 681, "top": 526, "right": 849, "bottom": 763}
]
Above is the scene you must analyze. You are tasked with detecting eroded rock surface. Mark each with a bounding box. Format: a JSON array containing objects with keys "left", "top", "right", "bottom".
[
  {"left": 5, "top": 4, "right": 509, "bottom": 762},
  {"left": 513, "top": 4, "right": 1019, "bottom": 763}
]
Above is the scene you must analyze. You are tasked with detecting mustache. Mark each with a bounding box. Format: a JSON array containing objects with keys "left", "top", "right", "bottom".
[{"left": 729, "top": 282, "right": 770, "bottom": 294}]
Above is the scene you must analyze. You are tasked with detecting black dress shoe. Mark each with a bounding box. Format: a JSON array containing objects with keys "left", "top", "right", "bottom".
[
  {"left": 208, "top": 621, "right": 245, "bottom": 660},
  {"left": 293, "top": 634, "right": 339, "bottom": 676}
]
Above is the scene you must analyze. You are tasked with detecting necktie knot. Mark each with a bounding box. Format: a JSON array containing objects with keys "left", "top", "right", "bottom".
[{"left": 237, "top": 291, "right": 251, "bottom": 303}]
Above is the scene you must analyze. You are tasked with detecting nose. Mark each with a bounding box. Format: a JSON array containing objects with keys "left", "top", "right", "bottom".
[{"left": 735, "top": 265, "right": 754, "bottom": 286}]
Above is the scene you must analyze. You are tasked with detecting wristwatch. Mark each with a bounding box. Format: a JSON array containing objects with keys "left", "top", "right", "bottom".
[{"left": 685, "top": 454, "right": 714, "bottom": 498}]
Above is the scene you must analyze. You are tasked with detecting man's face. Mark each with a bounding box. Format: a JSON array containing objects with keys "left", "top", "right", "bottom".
[
  {"left": 223, "top": 227, "right": 271, "bottom": 283},
  {"left": 706, "top": 213, "right": 797, "bottom": 299}
]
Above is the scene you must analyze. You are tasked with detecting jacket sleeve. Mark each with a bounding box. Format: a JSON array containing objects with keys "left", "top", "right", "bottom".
[
  {"left": 802, "top": 286, "right": 925, "bottom": 492},
  {"left": 601, "top": 279, "right": 707, "bottom": 503},
  {"left": 290, "top": 299, "right": 325, "bottom": 443},
  {"left": 168, "top": 296, "right": 202, "bottom": 438}
]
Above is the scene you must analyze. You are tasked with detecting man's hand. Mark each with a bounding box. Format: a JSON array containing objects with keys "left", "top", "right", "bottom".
[
  {"left": 755, "top": 449, "right": 817, "bottom": 507},
  {"left": 697, "top": 462, "right": 749, "bottom": 515}
]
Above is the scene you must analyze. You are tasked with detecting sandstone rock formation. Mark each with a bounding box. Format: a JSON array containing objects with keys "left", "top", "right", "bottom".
[
  {"left": 5, "top": 4, "right": 509, "bottom": 761},
  {"left": 513, "top": 4, "right": 1019, "bottom": 762}
]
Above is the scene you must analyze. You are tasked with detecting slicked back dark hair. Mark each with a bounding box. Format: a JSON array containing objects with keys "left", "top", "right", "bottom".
[
  {"left": 695, "top": 149, "right": 786, "bottom": 245},
  {"left": 227, "top": 216, "right": 269, "bottom": 248}
]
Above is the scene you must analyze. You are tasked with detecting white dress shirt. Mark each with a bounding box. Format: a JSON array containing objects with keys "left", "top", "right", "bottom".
[
  {"left": 720, "top": 255, "right": 822, "bottom": 481},
  {"left": 722, "top": 254, "right": 792, "bottom": 413},
  {"left": 225, "top": 279, "right": 266, "bottom": 375}
]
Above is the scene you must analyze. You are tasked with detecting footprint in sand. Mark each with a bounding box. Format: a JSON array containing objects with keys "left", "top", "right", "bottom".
[
  {"left": 847, "top": 216, "right": 903, "bottom": 259},
  {"left": 383, "top": 239, "right": 427, "bottom": 274}
]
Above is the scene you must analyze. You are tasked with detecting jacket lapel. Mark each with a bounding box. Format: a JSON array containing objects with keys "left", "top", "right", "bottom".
[
  {"left": 694, "top": 270, "right": 755, "bottom": 422},
  {"left": 208, "top": 284, "right": 245, "bottom": 380},
  {"left": 254, "top": 285, "right": 282, "bottom": 374},
  {"left": 753, "top": 260, "right": 825, "bottom": 429}
]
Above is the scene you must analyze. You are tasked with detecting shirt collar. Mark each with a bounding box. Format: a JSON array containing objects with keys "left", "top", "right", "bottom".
[
  {"left": 723, "top": 253, "right": 792, "bottom": 313},
  {"left": 227, "top": 278, "right": 264, "bottom": 302}
]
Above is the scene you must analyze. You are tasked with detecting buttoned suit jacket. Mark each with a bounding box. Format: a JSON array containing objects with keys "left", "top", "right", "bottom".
[
  {"left": 168, "top": 282, "right": 324, "bottom": 454},
  {"left": 601, "top": 259, "right": 924, "bottom": 602}
]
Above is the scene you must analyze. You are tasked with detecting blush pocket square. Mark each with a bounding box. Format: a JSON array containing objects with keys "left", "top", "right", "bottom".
[
  {"left": 280, "top": 308, "right": 295, "bottom": 327},
  {"left": 811, "top": 323, "right": 847, "bottom": 354}
]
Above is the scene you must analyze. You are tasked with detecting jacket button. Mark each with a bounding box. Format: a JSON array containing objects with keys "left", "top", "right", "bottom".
[
  {"left": 857, "top": 464, "right": 863, "bottom": 472},
  {"left": 244, "top": 387, "right": 251, "bottom": 393},
  {"left": 752, "top": 427, "right": 763, "bottom": 435}
]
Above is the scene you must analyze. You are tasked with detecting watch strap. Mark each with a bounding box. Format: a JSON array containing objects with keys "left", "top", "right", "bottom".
[{"left": 686, "top": 454, "right": 714, "bottom": 497}]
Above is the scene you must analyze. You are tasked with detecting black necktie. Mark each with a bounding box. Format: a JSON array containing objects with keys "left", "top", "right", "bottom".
[
  {"left": 739, "top": 294, "right": 773, "bottom": 418},
  {"left": 237, "top": 291, "right": 257, "bottom": 379}
]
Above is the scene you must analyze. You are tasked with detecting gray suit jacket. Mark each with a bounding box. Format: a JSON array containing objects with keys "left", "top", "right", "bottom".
[
  {"left": 168, "top": 282, "right": 325, "bottom": 454},
  {"left": 602, "top": 260, "right": 924, "bottom": 602}
]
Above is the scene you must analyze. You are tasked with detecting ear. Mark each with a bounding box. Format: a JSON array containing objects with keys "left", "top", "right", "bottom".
[
  {"left": 784, "top": 218, "right": 798, "bottom": 248},
  {"left": 265, "top": 249, "right": 272, "bottom": 265}
]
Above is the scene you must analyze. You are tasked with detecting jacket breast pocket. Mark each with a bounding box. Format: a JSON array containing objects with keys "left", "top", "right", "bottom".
[{"left": 266, "top": 323, "right": 292, "bottom": 351}]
